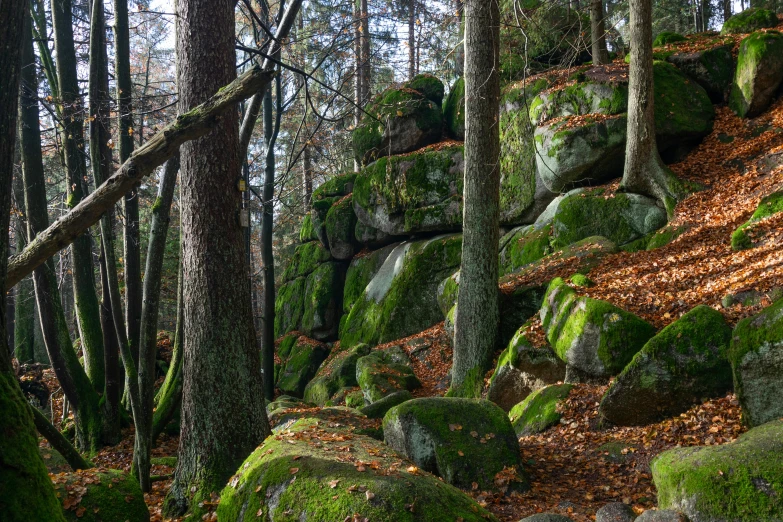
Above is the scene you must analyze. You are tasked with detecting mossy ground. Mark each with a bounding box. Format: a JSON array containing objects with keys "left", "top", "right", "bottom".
[
  {"left": 731, "top": 190, "right": 783, "bottom": 250},
  {"left": 52, "top": 469, "right": 149, "bottom": 522},
  {"left": 654, "top": 31, "right": 686, "bottom": 47},
  {"left": 509, "top": 383, "right": 573, "bottom": 437}
]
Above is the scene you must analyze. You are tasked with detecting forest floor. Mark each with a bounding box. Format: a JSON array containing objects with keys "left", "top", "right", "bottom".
[{"left": 32, "top": 78, "right": 783, "bottom": 522}]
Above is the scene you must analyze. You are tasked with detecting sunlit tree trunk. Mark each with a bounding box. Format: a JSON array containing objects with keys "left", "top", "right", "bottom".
[{"left": 450, "top": 0, "right": 501, "bottom": 398}]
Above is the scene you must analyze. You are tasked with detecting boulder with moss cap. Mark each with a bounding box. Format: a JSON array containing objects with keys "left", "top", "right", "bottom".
[
  {"left": 303, "top": 344, "right": 371, "bottom": 405},
  {"left": 731, "top": 190, "right": 783, "bottom": 250},
  {"left": 275, "top": 333, "right": 330, "bottom": 398},
  {"left": 509, "top": 383, "right": 573, "bottom": 437},
  {"left": 721, "top": 7, "right": 779, "bottom": 34},
  {"left": 356, "top": 347, "right": 421, "bottom": 404},
  {"left": 53, "top": 469, "right": 150, "bottom": 522},
  {"left": 729, "top": 31, "right": 783, "bottom": 118},
  {"left": 599, "top": 305, "right": 732, "bottom": 426}
]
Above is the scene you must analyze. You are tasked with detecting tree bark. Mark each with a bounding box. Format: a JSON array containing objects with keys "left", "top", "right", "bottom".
[
  {"left": 98, "top": 245, "right": 121, "bottom": 444},
  {"left": 134, "top": 153, "right": 179, "bottom": 491},
  {"left": 165, "top": 0, "right": 271, "bottom": 512},
  {"left": 450, "top": 0, "right": 501, "bottom": 398},
  {"left": 621, "top": 0, "right": 689, "bottom": 214},
  {"left": 455, "top": 0, "right": 464, "bottom": 76},
  {"left": 52, "top": 0, "right": 105, "bottom": 391},
  {"left": 0, "top": 0, "right": 67, "bottom": 517},
  {"left": 591, "top": 0, "right": 610, "bottom": 65},
  {"left": 408, "top": 0, "right": 416, "bottom": 80},
  {"left": 361, "top": 0, "right": 370, "bottom": 104},
  {"left": 354, "top": 0, "right": 362, "bottom": 174}
]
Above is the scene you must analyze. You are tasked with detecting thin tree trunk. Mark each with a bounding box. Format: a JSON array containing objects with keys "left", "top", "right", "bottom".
[
  {"left": 134, "top": 153, "right": 179, "bottom": 492},
  {"left": 354, "top": 0, "right": 362, "bottom": 172},
  {"left": 621, "top": 0, "right": 689, "bottom": 214},
  {"left": 408, "top": 0, "right": 416, "bottom": 80},
  {"left": 450, "top": 0, "right": 501, "bottom": 398},
  {"left": 591, "top": 0, "right": 610, "bottom": 65},
  {"left": 51, "top": 0, "right": 105, "bottom": 391},
  {"left": 455, "top": 0, "right": 464, "bottom": 76},
  {"left": 98, "top": 245, "right": 121, "bottom": 443},
  {"left": 1, "top": 1, "right": 65, "bottom": 513},
  {"left": 30, "top": 404, "right": 93, "bottom": 471},
  {"left": 13, "top": 232, "right": 35, "bottom": 363},
  {"left": 165, "top": 0, "right": 272, "bottom": 512},
  {"left": 724, "top": 0, "right": 732, "bottom": 23},
  {"left": 360, "top": 0, "right": 370, "bottom": 104}
]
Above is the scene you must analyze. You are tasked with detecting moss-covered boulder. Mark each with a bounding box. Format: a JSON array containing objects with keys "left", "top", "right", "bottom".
[
  {"left": 599, "top": 305, "right": 733, "bottom": 426},
  {"left": 436, "top": 270, "right": 460, "bottom": 317},
  {"left": 360, "top": 390, "right": 413, "bottom": 419},
  {"left": 541, "top": 278, "right": 656, "bottom": 381},
  {"left": 353, "top": 80, "right": 444, "bottom": 165},
  {"left": 325, "top": 194, "right": 360, "bottom": 260},
  {"left": 406, "top": 73, "right": 445, "bottom": 106},
  {"left": 651, "top": 419, "right": 783, "bottom": 521},
  {"left": 311, "top": 173, "right": 357, "bottom": 248},
  {"left": 667, "top": 44, "right": 735, "bottom": 103},
  {"left": 499, "top": 78, "right": 559, "bottom": 225},
  {"left": 300, "top": 261, "right": 347, "bottom": 340},
  {"left": 383, "top": 398, "right": 528, "bottom": 492},
  {"left": 218, "top": 408, "right": 498, "bottom": 522},
  {"left": 509, "top": 383, "right": 573, "bottom": 437},
  {"left": 443, "top": 77, "right": 465, "bottom": 140},
  {"left": 356, "top": 349, "right": 421, "bottom": 404},
  {"left": 488, "top": 323, "right": 566, "bottom": 411},
  {"left": 274, "top": 277, "right": 307, "bottom": 338},
  {"left": 721, "top": 7, "right": 779, "bottom": 34},
  {"left": 551, "top": 191, "right": 668, "bottom": 249},
  {"left": 729, "top": 298, "right": 783, "bottom": 427},
  {"left": 299, "top": 213, "right": 318, "bottom": 242},
  {"left": 52, "top": 469, "right": 150, "bottom": 522},
  {"left": 275, "top": 334, "right": 330, "bottom": 398},
  {"left": 353, "top": 146, "right": 464, "bottom": 235},
  {"left": 281, "top": 241, "right": 332, "bottom": 283},
  {"left": 731, "top": 190, "right": 783, "bottom": 250},
  {"left": 355, "top": 219, "right": 396, "bottom": 247},
  {"left": 653, "top": 31, "right": 686, "bottom": 46},
  {"left": 341, "top": 235, "right": 462, "bottom": 348},
  {"left": 729, "top": 31, "right": 783, "bottom": 118},
  {"left": 303, "top": 344, "right": 371, "bottom": 405},
  {"left": 499, "top": 224, "right": 555, "bottom": 276},
  {"left": 342, "top": 243, "right": 400, "bottom": 320}
]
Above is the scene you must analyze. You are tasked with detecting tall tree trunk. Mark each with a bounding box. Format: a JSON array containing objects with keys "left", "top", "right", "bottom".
[
  {"left": 13, "top": 218, "right": 36, "bottom": 364},
  {"left": 0, "top": 2, "right": 69, "bottom": 517},
  {"left": 354, "top": 0, "right": 362, "bottom": 172},
  {"left": 591, "top": 0, "right": 610, "bottom": 65},
  {"left": 723, "top": 0, "right": 732, "bottom": 23},
  {"left": 166, "top": 0, "right": 271, "bottom": 512},
  {"left": 360, "top": 0, "right": 370, "bottom": 104},
  {"left": 450, "top": 0, "right": 501, "bottom": 398},
  {"left": 98, "top": 245, "right": 121, "bottom": 443},
  {"left": 134, "top": 153, "right": 179, "bottom": 491},
  {"left": 455, "top": 0, "right": 464, "bottom": 76},
  {"left": 51, "top": 0, "right": 105, "bottom": 391},
  {"left": 408, "top": 0, "right": 416, "bottom": 80},
  {"left": 621, "top": 0, "right": 689, "bottom": 214}
]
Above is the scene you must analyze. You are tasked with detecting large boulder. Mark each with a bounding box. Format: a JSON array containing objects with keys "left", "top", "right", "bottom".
[
  {"left": 218, "top": 409, "right": 498, "bottom": 522},
  {"left": 281, "top": 241, "right": 332, "bottom": 283},
  {"left": 541, "top": 278, "right": 657, "bottom": 381},
  {"left": 509, "top": 383, "right": 573, "bottom": 437},
  {"left": 310, "top": 173, "right": 357, "bottom": 248},
  {"left": 499, "top": 224, "right": 555, "bottom": 276},
  {"left": 325, "top": 194, "right": 360, "bottom": 260},
  {"left": 342, "top": 242, "right": 400, "bottom": 321},
  {"left": 52, "top": 469, "right": 150, "bottom": 522},
  {"left": 360, "top": 389, "right": 414, "bottom": 419},
  {"left": 356, "top": 348, "right": 421, "bottom": 404},
  {"left": 275, "top": 277, "right": 307, "bottom": 338},
  {"left": 303, "top": 344, "right": 371, "bottom": 405},
  {"left": 651, "top": 419, "right": 783, "bottom": 522},
  {"left": 653, "top": 31, "right": 686, "bottom": 46},
  {"left": 383, "top": 398, "right": 528, "bottom": 492},
  {"left": 666, "top": 44, "right": 735, "bottom": 103},
  {"left": 729, "top": 297, "right": 783, "bottom": 427},
  {"left": 599, "top": 305, "right": 733, "bottom": 426},
  {"left": 275, "top": 333, "right": 331, "bottom": 398},
  {"left": 353, "top": 76, "right": 444, "bottom": 165},
  {"left": 488, "top": 323, "right": 566, "bottom": 411},
  {"left": 731, "top": 190, "right": 783, "bottom": 250},
  {"left": 300, "top": 261, "right": 346, "bottom": 340},
  {"left": 551, "top": 190, "right": 668, "bottom": 249},
  {"left": 443, "top": 77, "right": 465, "bottom": 140},
  {"left": 721, "top": 7, "right": 779, "bottom": 34},
  {"left": 729, "top": 31, "right": 783, "bottom": 118},
  {"left": 353, "top": 146, "right": 464, "bottom": 235},
  {"left": 341, "top": 235, "right": 462, "bottom": 348}
]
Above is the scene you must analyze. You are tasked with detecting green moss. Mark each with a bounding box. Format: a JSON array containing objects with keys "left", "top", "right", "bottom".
[
  {"left": 324, "top": 194, "right": 358, "bottom": 257},
  {"left": 343, "top": 245, "right": 395, "bottom": 316},
  {"left": 151, "top": 197, "right": 163, "bottom": 214},
  {"left": 274, "top": 277, "right": 306, "bottom": 338},
  {"left": 356, "top": 352, "right": 421, "bottom": 403},
  {"left": 282, "top": 241, "right": 331, "bottom": 283},
  {"left": 569, "top": 273, "right": 593, "bottom": 287},
  {"left": 54, "top": 469, "right": 149, "bottom": 522},
  {"left": 436, "top": 271, "right": 460, "bottom": 317},
  {"left": 300, "top": 262, "right": 345, "bottom": 339},
  {"left": 303, "top": 344, "right": 371, "bottom": 405},
  {"left": 652, "top": 420, "right": 783, "bottom": 520},
  {"left": 721, "top": 7, "right": 779, "bottom": 34},
  {"left": 406, "top": 74, "right": 445, "bottom": 106},
  {"left": 653, "top": 31, "right": 686, "bottom": 47},
  {"left": 647, "top": 224, "right": 688, "bottom": 250},
  {"left": 345, "top": 389, "right": 365, "bottom": 408},
  {"left": 276, "top": 335, "right": 330, "bottom": 398},
  {"left": 218, "top": 410, "right": 497, "bottom": 522},
  {"left": 150, "top": 456, "right": 178, "bottom": 468},
  {"left": 445, "top": 365, "right": 486, "bottom": 399},
  {"left": 312, "top": 173, "right": 357, "bottom": 201},
  {"left": 653, "top": 61, "right": 715, "bottom": 142},
  {"left": 729, "top": 30, "right": 783, "bottom": 118},
  {"left": 443, "top": 77, "right": 465, "bottom": 139},
  {"left": 299, "top": 213, "right": 318, "bottom": 243},
  {"left": 499, "top": 224, "right": 554, "bottom": 276},
  {"left": 731, "top": 191, "right": 783, "bottom": 250},
  {"left": 360, "top": 390, "right": 413, "bottom": 419},
  {"left": 509, "top": 383, "right": 573, "bottom": 436}
]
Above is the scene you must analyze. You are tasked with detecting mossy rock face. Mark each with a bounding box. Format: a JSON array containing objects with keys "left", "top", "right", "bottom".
[
  {"left": 325, "top": 194, "right": 360, "bottom": 260},
  {"left": 282, "top": 241, "right": 332, "bottom": 283},
  {"left": 599, "top": 305, "right": 732, "bottom": 426},
  {"left": 634, "top": 510, "right": 688, "bottom": 522},
  {"left": 407, "top": 73, "right": 446, "bottom": 107},
  {"left": 313, "top": 172, "right": 357, "bottom": 201},
  {"left": 383, "top": 398, "right": 528, "bottom": 492},
  {"left": 303, "top": 344, "right": 371, "bottom": 405},
  {"left": 443, "top": 77, "right": 465, "bottom": 140},
  {"left": 731, "top": 190, "right": 783, "bottom": 250},
  {"left": 353, "top": 147, "right": 464, "bottom": 235},
  {"left": 300, "top": 261, "right": 347, "bottom": 341},
  {"left": 529, "top": 80, "right": 627, "bottom": 126},
  {"left": 299, "top": 213, "right": 318, "bottom": 243},
  {"left": 53, "top": 469, "right": 150, "bottom": 522},
  {"left": 499, "top": 224, "right": 555, "bottom": 276},
  {"left": 509, "top": 383, "right": 573, "bottom": 437},
  {"left": 667, "top": 44, "right": 735, "bottom": 103},
  {"left": 344, "top": 388, "right": 365, "bottom": 408},
  {"left": 730, "top": 31, "right": 783, "bottom": 118},
  {"left": 721, "top": 7, "right": 779, "bottom": 35},
  {"left": 343, "top": 243, "right": 400, "bottom": 317},
  {"left": 267, "top": 394, "right": 309, "bottom": 415},
  {"left": 360, "top": 390, "right": 413, "bottom": 419},
  {"left": 654, "top": 31, "right": 686, "bottom": 46},
  {"left": 541, "top": 278, "right": 657, "bottom": 380},
  {"left": 651, "top": 419, "right": 783, "bottom": 521},
  {"left": 499, "top": 78, "right": 559, "bottom": 225},
  {"left": 436, "top": 270, "right": 460, "bottom": 317},
  {"left": 340, "top": 235, "right": 463, "bottom": 348},
  {"left": 551, "top": 191, "right": 668, "bottom": 249},
  {"left": 218, "top": 409, "right": 498, "bottom": 522},
  {"left": 488, "top": 323, "right": 567, "bottom": 411},
  {"left": 356, "top": 350, "right": 421, "bottom": 404},
  {"left": 274, "top": 277, "right": 307, "bottom": 339},
  {"left": 352, "top": 84, "right": 443, "bottom": 165},
  {"left": 276, "top": 335, "right": 331, "bottom": 398},
  {"left": 355, "top": 219, "right": 396, "bottom": 247},
  {"left": 310, "top": 173, "right": 357, "bottom": 247},
  {"left": 729, "top": 298, "right": 783, "bottom": 427}
]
